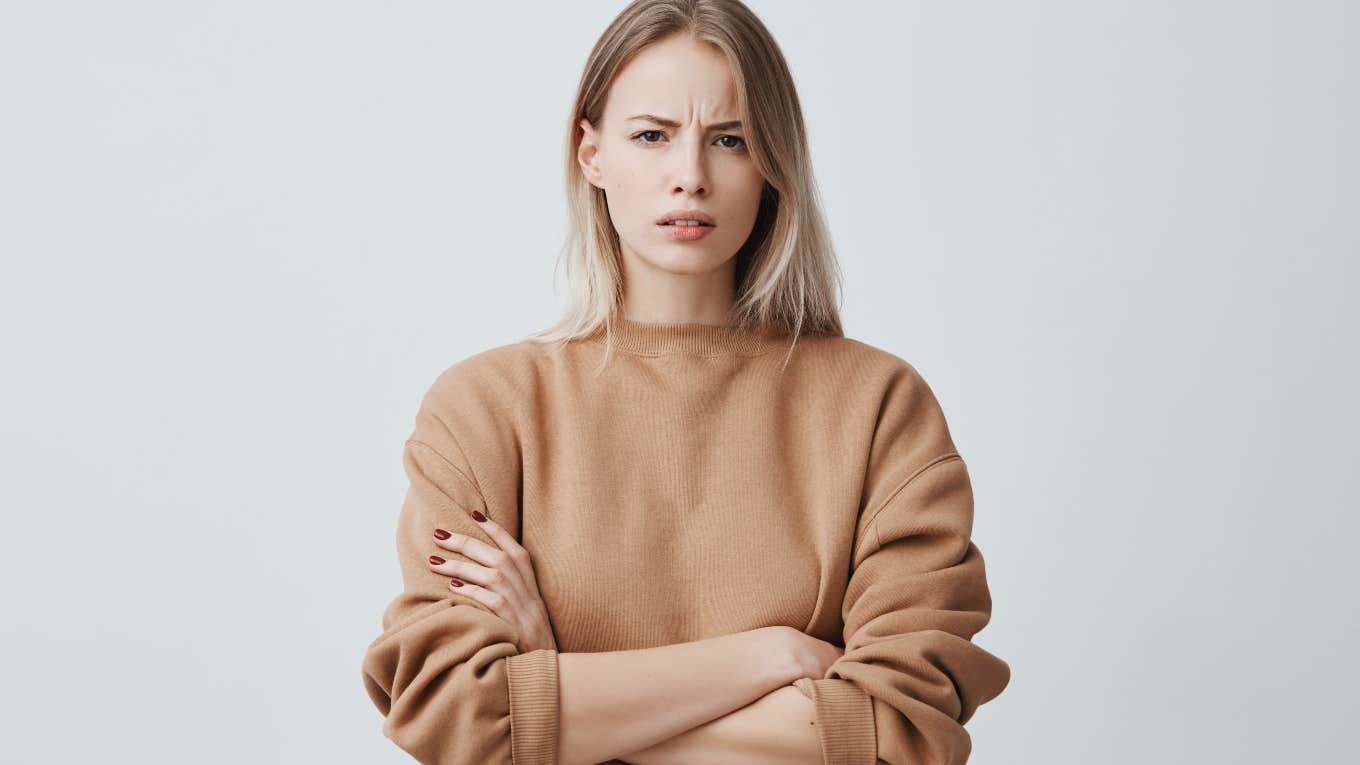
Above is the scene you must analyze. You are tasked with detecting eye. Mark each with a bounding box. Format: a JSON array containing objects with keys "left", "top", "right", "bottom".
[
  {"left": 716, "top": 135, "right": 747, "bottom": 151},
  {"left": 628, "top": 130, "right": 748, "bottom": 152}
]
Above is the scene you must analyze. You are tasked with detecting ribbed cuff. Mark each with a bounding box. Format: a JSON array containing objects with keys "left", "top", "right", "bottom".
[
  {"left": 505, "top": 648, "right": 560, "bottom": 765},
  {"left": 808, "top": 678, "right": 877, "bottom": 765}
]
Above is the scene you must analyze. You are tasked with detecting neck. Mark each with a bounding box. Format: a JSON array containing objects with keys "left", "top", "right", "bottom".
[{"left": 582, "top": 315, "right": 789, "bottom": 356}]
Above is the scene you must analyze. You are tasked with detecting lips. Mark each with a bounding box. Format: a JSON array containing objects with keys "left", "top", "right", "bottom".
[{"left": 656, "top": 209, "right": 716, "bottom": 226}]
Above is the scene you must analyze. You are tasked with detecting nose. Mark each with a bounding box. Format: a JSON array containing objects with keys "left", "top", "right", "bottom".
[{"left": 670, "top": 134, "right": 708, "bottom": 196}]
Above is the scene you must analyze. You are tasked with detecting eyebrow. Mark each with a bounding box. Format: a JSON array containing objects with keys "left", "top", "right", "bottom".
[{"left": 625, "top": 114, "right": 744, "bottom": 131}]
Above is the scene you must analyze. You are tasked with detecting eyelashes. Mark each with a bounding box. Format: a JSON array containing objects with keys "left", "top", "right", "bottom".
[{"left": 629, "top": 130, "right": 748, "bottom": 153}]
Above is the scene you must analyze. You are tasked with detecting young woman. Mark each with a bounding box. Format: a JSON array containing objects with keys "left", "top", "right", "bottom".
[{"left": 361, "top": 2, "right": 1010, "bottom": 763}]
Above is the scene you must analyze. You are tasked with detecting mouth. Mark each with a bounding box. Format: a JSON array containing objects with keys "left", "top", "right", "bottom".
[
  {"left": 657, "top": 216, "right": 716, "bottom": 240},
  {"left": 656, "top": 209, "right": 717, "bottom": 227}
]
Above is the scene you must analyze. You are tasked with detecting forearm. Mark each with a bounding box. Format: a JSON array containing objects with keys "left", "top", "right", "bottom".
[
  {"left": 617, "top": 685, "right": 822, "bottom": 765},
  {"left": 556, "top": 626, "right": 795, "bottom": 765}
]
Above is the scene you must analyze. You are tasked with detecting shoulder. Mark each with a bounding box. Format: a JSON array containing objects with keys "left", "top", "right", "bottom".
[
  {"left": 405, "top": 338, "right": 555, "bottom": 478},
  {"left": 420, "top": 336, "right": 556, "bottom": 406},
  {"left": 794, "top": 332, "right": 940, "bottom": 405},
  {"left": 407, "top": 337, "right": 548, "bottom": 442},
  {"left": 809, "top": 333, "right": 960, "bottom": 463}
]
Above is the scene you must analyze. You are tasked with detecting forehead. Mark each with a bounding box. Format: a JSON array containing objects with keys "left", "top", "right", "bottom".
[{"left": 605, "top": 36, "right": 739, "bottom": 118}]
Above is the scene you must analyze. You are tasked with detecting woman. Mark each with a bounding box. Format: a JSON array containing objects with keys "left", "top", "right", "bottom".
[{"left": 361, "top": 1, "right": 1010, "bottom": 763}]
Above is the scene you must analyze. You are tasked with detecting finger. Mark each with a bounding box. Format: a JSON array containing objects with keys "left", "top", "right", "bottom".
[
  {"left": 428, "top": 554, "right": 517, "bottom": 596},
  {"left": 433, "top": 530, "right": 510, "bottom": 571},
  {"left": 445, "top": 578, "right": 517, "bottom": 624},
  {"left": 435, "top": 560, "right": 530, "bottom": 631},
  {"left": 467, "top": 511, "right": 540, "bottom": 589},
  {"left": 433, "top": 529, "right": 531, "bottom": 601}
]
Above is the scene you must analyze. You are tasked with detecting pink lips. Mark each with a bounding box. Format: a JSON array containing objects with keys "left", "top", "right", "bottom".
[
  {"left": 656, "top": 208, "right": 716, "bottom": 241},
  {"left": 658, "top": 221, "right": 714, "bottom": 241},
  {"left": 656, "top": 208, "right": 716, "bottom": 226}
]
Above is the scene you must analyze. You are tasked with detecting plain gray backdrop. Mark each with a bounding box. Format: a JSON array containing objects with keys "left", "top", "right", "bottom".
[{"left": 2, "top": 1, "right": 1355, "bottom": 762}]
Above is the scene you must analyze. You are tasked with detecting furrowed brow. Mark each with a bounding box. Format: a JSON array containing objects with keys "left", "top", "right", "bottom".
[{"left": 626, "top": 114, "right": 744, "bottom": 131}]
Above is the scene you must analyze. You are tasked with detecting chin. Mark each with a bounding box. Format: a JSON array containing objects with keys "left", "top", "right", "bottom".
[{"left": 643, "top": 246, "right": 734, "bottom": 275}]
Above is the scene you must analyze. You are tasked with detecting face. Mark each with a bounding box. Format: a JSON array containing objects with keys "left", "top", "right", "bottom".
[{"left": 577, "top": 34, "right": 767, "bottom": 281}]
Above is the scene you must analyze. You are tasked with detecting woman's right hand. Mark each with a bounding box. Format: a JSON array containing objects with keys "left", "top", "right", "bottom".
[{"left": 774, "top": 626, "right": 845, "bottom": 682}]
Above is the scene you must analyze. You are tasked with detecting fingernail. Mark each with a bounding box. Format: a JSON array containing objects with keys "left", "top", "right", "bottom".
[
  {"left": 470, "top": 511, "right": 487, "bottom": 523},
  {"left": 434, "top": 528, "right": 450, "bottom": 540},
  {"left": 449, "top": 578, "right": 464, "bottom": 587},
  {"left": 429, "top": 555, "right": 445, "bottom": 565}
]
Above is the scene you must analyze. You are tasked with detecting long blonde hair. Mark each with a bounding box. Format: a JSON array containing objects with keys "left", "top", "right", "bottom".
[{"left": 527, "top": 0, "right": 845, "bottom": 362}]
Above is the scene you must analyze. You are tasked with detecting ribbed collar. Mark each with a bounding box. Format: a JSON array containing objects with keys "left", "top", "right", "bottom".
[{"left": 582, "top": 316, "right": 791, "bottom": 356}]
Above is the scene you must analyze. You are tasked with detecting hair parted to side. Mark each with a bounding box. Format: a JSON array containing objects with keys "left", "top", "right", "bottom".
[{"left": 525, "top": 0, "right": 845, "bottom": 364}]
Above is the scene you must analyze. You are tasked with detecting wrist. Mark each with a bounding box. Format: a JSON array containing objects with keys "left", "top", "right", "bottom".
[{"left": 748, "top": 626, "right": 802, "bottom": 687}]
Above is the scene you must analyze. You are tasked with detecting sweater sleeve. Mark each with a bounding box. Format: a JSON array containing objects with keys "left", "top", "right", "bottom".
[
  {"left": 360, "top": 419, "right": 560, "bottom": 764},
  {"left": 800, "top": 453, "right": 1010, "bottom": 765},
  {"left": 794, "top": 358, "right": 1010, "bottom": 764}
]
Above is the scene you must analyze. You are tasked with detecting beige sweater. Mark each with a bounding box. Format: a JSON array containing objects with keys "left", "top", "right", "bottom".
[{"left": 361, "top": 318, "right": 1010, "bottom": 764}]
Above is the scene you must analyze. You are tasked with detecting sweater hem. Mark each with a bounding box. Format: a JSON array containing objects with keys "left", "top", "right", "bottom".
[
  {"left": 506, "top": 648, "right": 561, "bottom": 765},
  {"left": 809, "top": 678, "right": 877, "bottom": 765}
]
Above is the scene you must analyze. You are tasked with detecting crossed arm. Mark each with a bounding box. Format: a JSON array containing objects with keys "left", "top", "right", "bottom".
[
  {"left": 614, "top": 684, "right": 821, "bottom": 765},
  {"left": 368, "top": 376, "right": 1010, "bottom": 765},
  {"left": 555, "top": 628, "right": 823, "bottom": 765}
]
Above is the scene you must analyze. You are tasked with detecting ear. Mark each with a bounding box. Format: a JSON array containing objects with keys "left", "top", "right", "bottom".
[{"left": 577, "top": 117, "right": 604, "bottom": 190}]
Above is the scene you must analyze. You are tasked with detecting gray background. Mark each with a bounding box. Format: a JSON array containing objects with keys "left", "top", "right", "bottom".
[{"left": 2, "top": 1, "right": 1355, "bottom": 762}]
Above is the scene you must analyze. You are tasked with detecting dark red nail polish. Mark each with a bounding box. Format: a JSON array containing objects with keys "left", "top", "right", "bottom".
[
  {"left": 470, "top": 510, "right": 487, "bottom": 523},
  {"left": 429, "top": 555, "right": 445, "bottom": 565},
  {"left": 434, "top": 528, "right": 450, "bottom": 540},
  {"left": 449, "top": 578, "right": 464, "bottom": 587}
]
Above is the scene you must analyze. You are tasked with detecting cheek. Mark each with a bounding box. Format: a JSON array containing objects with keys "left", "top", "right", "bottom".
[
  {"left": 607, "top": 153, "right": 649, "bottom": 188},
  {"left": 744, "top": 165, "right": 768, "bottom": 195},
  {"left": 729, "top": 169, "right": 767, "bottom": 219},
  {"left": 609, "top": 166, "right": 648, "bottom": 206}
]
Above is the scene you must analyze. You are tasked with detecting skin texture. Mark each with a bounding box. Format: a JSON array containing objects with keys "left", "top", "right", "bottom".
[
  {"left": 429, "top": 519, "right": 558, "bottom": 653},
  {"left": 575, "top": 33, "right": 769, "bottom": 325},
  {"left": 615, "top": 685, "right": 822, "bottom": 765},
  {"left": 427, "top": 34, "right": 829, "bottom": 765}
]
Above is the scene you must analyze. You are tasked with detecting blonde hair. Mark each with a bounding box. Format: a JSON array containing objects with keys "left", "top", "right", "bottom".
[{"left": 526, "top": 0, "right": 845, "bottom": 365}]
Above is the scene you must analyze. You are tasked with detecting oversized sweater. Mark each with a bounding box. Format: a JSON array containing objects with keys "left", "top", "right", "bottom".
[{"left": 360, "top": 317, "right": 1011, "bottom": 765}]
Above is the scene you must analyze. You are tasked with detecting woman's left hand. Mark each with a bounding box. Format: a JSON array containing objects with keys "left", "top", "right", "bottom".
[{"left": 427, "top": 512, "right": 558, "bottom": 654}]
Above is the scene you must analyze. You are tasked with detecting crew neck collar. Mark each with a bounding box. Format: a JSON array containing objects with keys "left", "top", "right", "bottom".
[{"left": 582, "top": 316, "right": 790, "bottom": 356}]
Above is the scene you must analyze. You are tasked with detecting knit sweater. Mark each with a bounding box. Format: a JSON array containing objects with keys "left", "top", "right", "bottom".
[{"left": 360, "top": 317, "right": 1010, "bottom": 765}]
